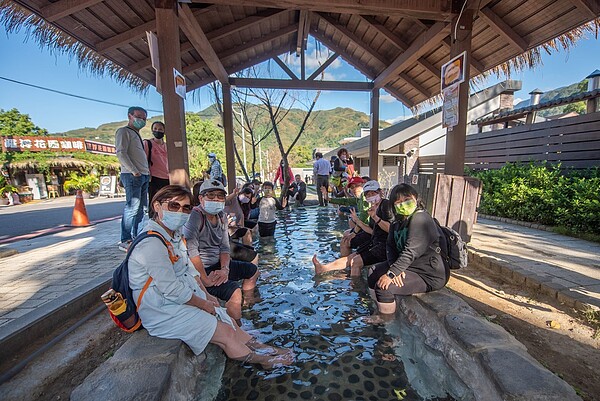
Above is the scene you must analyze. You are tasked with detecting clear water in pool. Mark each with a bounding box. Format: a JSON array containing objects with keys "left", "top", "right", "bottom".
[{"left": 215, "top": 207, "right": 456, "bottom": 401}]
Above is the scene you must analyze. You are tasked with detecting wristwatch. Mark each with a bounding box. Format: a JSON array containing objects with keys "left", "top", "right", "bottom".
[{"left": 386, "top": 271, "right": 396, "bottom": 279}]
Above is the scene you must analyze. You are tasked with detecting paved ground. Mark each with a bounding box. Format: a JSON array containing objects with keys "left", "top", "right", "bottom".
[{"left": 0, "top": 205, "right": 598, "bottom": 351}]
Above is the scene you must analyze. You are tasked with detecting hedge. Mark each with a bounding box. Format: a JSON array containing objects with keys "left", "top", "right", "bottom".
[{"left": 469, "top": 163, "right": 600, "bottom": 235}]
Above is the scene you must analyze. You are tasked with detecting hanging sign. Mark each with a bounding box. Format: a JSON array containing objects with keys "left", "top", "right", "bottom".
[
  {"left": 1, "top": 136, "right": 86, "bottom": 152},
  {"left": 442, "top": 84, "right": 460, "bottom": 129},
  {"left": 441, "top": 51, "right": 466, "bottom": 91},
  {"left": 85, "top": 140, "right": 116, "bottom": 155},
  {"left": 174, "top": 68, "right": 186, "bottom": 99}
]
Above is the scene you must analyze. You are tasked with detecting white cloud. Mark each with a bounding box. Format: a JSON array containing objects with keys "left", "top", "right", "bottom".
[
  {"left": 285, "top": 50, "right": 342, "bottom": 70},
  {"left": 381, "top": 94, "right": 397, "bottom": 103},
  {"left": 513, "top": 97, "right": 524, "bottom": 105}
]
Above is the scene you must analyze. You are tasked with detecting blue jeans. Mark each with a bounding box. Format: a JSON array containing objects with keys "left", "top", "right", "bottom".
[{"left": 120, "top": 173, "right": 149, "bottom": 242}]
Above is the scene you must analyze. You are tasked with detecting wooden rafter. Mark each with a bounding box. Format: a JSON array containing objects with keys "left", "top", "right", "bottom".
[
  {"left": 182, "top": 25, "right": 298, "bottom": 76},
  {"left": 357, "top": 15, "right": 440, "bottom": 78},
  {"left": 568, "top": 0, "right": 600, "bottom": 17},
  {"left": 40, "top": 0, "right": 103, "bottom": 22},
  {"left": 229, "top": 77, "right": 374, "bottom": 91},
  {"left": 96, "top": 19, "right": 155, "bottom": 53},
  {"left": 296, "top": 10, "right": 310, "bottom": 55},
  {"left": 441, "top": 37, "right": 484, "bottom": 74},
  {"left": 189, "top": 0, "right": 453, "bottom": 20},
  {"left": 479, "top": 7, "right": 527, "bottom": 53},
  {"left": 177, "top": 4, "right": 228, "bottom": 83},
  {"left": 307, "top": 52, "right": 339, "bottom": 80},
  {"left": 273, "top": 56, "right": 299, "bottom": 80}
]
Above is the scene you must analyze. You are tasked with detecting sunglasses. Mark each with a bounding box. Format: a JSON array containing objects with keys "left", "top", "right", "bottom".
[
  {"left": 162, "top": 200, "right": 193, "bottom": 214},
  {"left": 203, "top": 192, "right": 226, "bottom": 201}
]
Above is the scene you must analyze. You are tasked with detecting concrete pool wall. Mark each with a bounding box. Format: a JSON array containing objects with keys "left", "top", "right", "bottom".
[{"left": 71, "top": 288, "right": 580, "bottom": 401}]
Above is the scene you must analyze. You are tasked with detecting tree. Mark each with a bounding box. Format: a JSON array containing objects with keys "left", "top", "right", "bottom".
[
  {"left": 185, "top": 113, "right": 225, "bottom": 180},
  {"left": 0, "top": 108, "right": 48, "bottom": 136},
  {"left": 563, "top": 101, "right": 586, "bottom": 115}
]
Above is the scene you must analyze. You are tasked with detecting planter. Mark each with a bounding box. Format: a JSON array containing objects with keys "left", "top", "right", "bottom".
[{"left": 0, "top": 197, "right": 8, "bottom": 206}]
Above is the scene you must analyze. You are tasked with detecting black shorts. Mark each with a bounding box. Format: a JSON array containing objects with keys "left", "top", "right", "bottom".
[
  {"left": 244, "top": 219, "right": 257, "bottom": 229},
  {"left": 258, "top": 221, "right": 276, "bottom": 237},
  {"left": 358, "top": 243, "right": 387, "bottom": 266},
  {"left": 229, "top": 240, "right": 257, "bottom": 262},
  {"left": 230, "top": 227, "right": 249, "bottom": 239},
  {"left": 205, "top": 259, "right": 258, "bottom": 300},
  {"left": 350, "top": 230, "right": 371, "bottom": 249}
]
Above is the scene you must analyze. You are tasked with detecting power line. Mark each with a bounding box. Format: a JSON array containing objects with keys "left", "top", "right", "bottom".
[{"left": 0, "top": 76, "right": 163, "bottom": 113}]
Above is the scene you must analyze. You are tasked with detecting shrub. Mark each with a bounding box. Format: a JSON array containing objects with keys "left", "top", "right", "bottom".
[{"left": 470, "top": 163, "right": 600, "bottom": 235}]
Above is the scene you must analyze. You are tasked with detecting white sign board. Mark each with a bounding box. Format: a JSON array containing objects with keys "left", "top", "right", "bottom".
[
  {"left": 441, "top": 51, "right": 466, "bottom": 91},
  {"left": 174, "top": 68, "right": 186, "bottom": 99}
]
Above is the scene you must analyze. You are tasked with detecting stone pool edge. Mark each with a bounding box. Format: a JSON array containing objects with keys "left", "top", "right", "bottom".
[{"left": 72, "top": 287, "right": 581, "bottom": 401}]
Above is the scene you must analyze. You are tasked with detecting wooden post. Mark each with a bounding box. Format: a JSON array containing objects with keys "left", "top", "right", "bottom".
[
  {"left": 222, "top": 83, "right": 236, "bottom": 193},
  {"left": 369, "top": 88, "right": 380, "bottom": 180},
  {"left": 155, "top": 0, "right": 189, "bottom": 186},
  {"left": 444, "top": 9, "right": 473, "bottom": 176}
]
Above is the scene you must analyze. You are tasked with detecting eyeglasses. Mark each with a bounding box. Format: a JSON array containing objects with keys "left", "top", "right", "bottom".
[
  {"left": 162, "top": 200, "right": 193, "bottom": 214},
  {"left": 203, "top": 192, "right": 226, "bottom": 201}
]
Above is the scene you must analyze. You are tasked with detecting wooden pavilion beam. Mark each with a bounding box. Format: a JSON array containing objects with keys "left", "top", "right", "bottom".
[
  {"left": 190, "top": 0, "right": 454, "bottom": 20},
  {"left": 479, "top": 7, "right": 527, "bottom": 53},
  {"left": 357, "top": 15, "right": 440, "bottom": 79},
  {"left": 296, "top": 9, "right": 310, "bottom": 55},
  {"left": 311, "top": 29, "right": 415, "bottom": 107},
  {"left": 41, "top": 0, "right": 103, "bottom": 22},
  {"left": 229, "top": 77, "right": 374, "bottom": 91},
  {"left": 568, "top": 0, "right": 600, "bottom": 18},
  {"left": 317, "top": 13, "right": 434, "bottom": 98},
  {"left": 127, "top": 9, "right": 291, "bottom": 74},
  {"left": 273, "top": 56, "right": 299, "bottom": 80},
  {"left": 178, "top": 4, "right": 229, "bottom": 83},
  {"left": 442, "top": 37, "right": 484, "bottom": 74},
  {"left": 374, "top": 22, "right": 450, "bottom": 89},
  {"left": 307, "top": 52, "right": 339, "bottom": 80}
]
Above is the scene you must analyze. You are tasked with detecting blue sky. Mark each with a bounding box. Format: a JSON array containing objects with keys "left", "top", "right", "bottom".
[{"left": 0, "top": 28, "right": 599, "bottom": 134}]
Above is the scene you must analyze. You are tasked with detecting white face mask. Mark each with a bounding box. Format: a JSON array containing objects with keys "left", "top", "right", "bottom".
[
  {"left": 238, "top": 195, "right": 251, "bottom": 204},
  {"left": 366, "top": 194, "right": 381, "bottom": 204},
  {"left": 203, "top": 200, "right": 225, "bottom": 215},
  {"left": 160, "top": 210, "right": 189, "bottom": 231}
]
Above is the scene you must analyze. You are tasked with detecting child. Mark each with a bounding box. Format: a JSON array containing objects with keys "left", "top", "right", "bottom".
[{"left": 258, "top": 181, "right": 286, "bottom": 237}]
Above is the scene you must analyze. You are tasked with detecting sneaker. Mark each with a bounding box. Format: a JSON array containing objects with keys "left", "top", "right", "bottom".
[{"left": 118, "top": 241, "right": 131, "bottom": 252}]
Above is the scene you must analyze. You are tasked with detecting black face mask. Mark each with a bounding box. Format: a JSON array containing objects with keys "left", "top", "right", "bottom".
[{"left": 152, "top": 131, "right": 165, "bottom": 139}]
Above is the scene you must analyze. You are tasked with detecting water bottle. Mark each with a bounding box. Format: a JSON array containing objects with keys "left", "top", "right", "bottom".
[{"left": 101, "top": 289, "right": 127, "bottom": 315}]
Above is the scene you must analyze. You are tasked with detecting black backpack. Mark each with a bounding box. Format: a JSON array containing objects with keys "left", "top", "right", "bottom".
[
  {"left": 103, "top": 231, "right": 176, "bottom": 332},
  {"left": 144, "top": 139, "right": 153, "bottom": 166},
  {"left": 432, "top": 218, "right": 468, "bottom": 270}
]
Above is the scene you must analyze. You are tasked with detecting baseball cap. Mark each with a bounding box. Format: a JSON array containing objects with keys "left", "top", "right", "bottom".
[
  {"left": 208, "top": 152, "right": 216, "bottom": 158},
  {"left": 362, "top": 180, "right": 380, "bottom": 192},
  {"left": 199, "top": 179, "right": 226, "bottom": 194},
  {"left": 347, "top": 177, "right": 365, "bottom": 186}
]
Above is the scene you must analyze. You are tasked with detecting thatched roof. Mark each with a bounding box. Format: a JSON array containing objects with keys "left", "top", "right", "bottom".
[
  {"left": 8, "top": 158, "right": 94, "bottom": 169},
  {"left": 1, "top": 0, "right": 599, "bottom": 109}
]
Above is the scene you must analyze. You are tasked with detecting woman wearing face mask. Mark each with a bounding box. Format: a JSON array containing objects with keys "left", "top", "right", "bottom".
[
  {"left": 144, "top": 121, "right": 170, "bottom": 208},
  {"left": 331, "top": 148, "right": 349, "bottom": 194},
  {"left": 367, "top": 184, "right": 450, "bottom": 315},
  {"left": 312, "top": 180, "right": 392, "bottom": 277},
  {"left": 127, "top": 185, "right": 293, "bottom": 369}
]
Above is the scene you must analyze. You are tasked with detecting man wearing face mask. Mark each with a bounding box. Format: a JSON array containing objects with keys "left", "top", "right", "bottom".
[
  {"left": 183, "top": 180, "right": 259, "bottom": 324},
  {"left": 116, "top": 106, "right": 150, "bottom": 252},
  {"left": 206, "top": 153, "right": 225, "bottom": 185},
  {"left": 144, "top": 121, "right": 170, "bottom": 208}
]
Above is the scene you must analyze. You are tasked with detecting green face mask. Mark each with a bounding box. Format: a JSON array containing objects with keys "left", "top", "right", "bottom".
[
  {"left": 394, "top": 199, "right": 417, "bottom": 216},
  {"left": 132, "top": 118, "right": 146, "bottom": 130}
]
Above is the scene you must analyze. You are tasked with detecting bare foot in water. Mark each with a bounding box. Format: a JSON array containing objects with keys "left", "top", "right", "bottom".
[{"left": 312, "top": 254, "right": 324, "bottom": 274}]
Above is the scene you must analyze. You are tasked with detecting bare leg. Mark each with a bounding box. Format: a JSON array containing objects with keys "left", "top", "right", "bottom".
[
  {"left": 340, "top": 235, "right": 352, "bottom": 257},
  {"left": 377, "top": 301, "right": 397, "bottom": 314},
  {"left": 225, "top": 288, "right": 242, "bottom": 321},
  {"left": 349, "top": 254, "right": 364, "bottom": 277},
  {"left": 242, "top": 229, "right": 253, "bottom": 246},
  {"left": 312, "top": 253, "right": 353, "bottom": 274},
  {"left": 242, "top": 267, "right": 259, "bottom": 291}
]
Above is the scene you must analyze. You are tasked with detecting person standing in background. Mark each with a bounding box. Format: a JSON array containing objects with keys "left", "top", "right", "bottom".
[
  {"left": 115, "top": 106, "right": 150, "bottom": 252},
  {"left": 206, "top": 153, "right": 225, "bottom": 185},
  {"left": 144, "top": 121, "right": 169, "bottom": 207},
  {"left": 313, "top": 152, "right": 330, "bottom": 207}
]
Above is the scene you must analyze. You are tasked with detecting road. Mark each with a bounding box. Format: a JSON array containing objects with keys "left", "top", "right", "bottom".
[{"left": 0, "top": 196, "right": 125, "bottom": 240}]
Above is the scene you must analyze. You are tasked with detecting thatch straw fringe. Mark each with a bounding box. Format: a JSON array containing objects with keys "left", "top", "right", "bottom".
[
  {"left": 0, "top": 0, "right": 148, "bottom": 93},
  {"left": 410, "top": 18, "right": 600, "bottom": 115},
  {"left": 8, "top": 158, "right": 95, "bottom": 169}
]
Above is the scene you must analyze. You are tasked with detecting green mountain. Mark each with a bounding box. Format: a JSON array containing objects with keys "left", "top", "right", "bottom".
[
  {"left": 514, "top": 79, "right": 588, "bottom": 117},
  {"left": 58, "top": 105, "right": 390, "bottom": 150}
]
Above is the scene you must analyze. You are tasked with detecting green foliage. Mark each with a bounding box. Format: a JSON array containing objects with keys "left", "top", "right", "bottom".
[
  {"left": 0, "top": 108, "right": 48, "bottom": 136},
  {"left": 563, "top": 101, "right": 586, "bottom": 115},
  {"left": 63, "top": 172, "right": 100, "bottom": 193},
  {"left": 0, "top": 182, "right": 18, "bottom": 198},
  {"left": 470, "top": 163, "right": 600, "bottom": 235},
  {"left": 185, "top": 114, "right": 225, "bottom": 180}
]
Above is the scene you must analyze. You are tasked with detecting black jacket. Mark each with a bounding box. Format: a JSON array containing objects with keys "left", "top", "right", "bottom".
[{"left": 386, "top": 210, "right": 450, "bottom": 292}]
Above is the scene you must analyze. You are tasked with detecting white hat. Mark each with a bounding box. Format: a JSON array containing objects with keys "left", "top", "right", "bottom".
[
  {"left": 208, "top": 152, "right": 216, "bottom": 158},
  {"left": 362, "top": 180, "right": 380, "bottom": 192},
  {"left": 200, "top": 179, "right": 226, "bottom": 194}
]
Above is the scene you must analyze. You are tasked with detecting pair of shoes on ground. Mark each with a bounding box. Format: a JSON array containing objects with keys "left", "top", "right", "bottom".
[{"left": 118, "top": 240, "right": 132, "bottom": 252}]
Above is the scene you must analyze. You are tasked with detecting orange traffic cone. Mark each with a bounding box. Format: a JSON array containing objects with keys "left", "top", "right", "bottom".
[{"left": 70, "top": 190, "right": 92, "bottom": 227}]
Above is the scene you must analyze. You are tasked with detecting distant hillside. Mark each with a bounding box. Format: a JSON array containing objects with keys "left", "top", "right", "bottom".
[
  {"left": 514, "top": 79, "right": 588, "bottom": 117},
  {"left": 59, "top": 105, "right": 390, "bottom": 150}
]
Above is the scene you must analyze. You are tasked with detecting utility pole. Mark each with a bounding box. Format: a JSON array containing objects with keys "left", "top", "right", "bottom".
[{"left": 234, "top": 109, "right": 247, "bottom": 170}]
